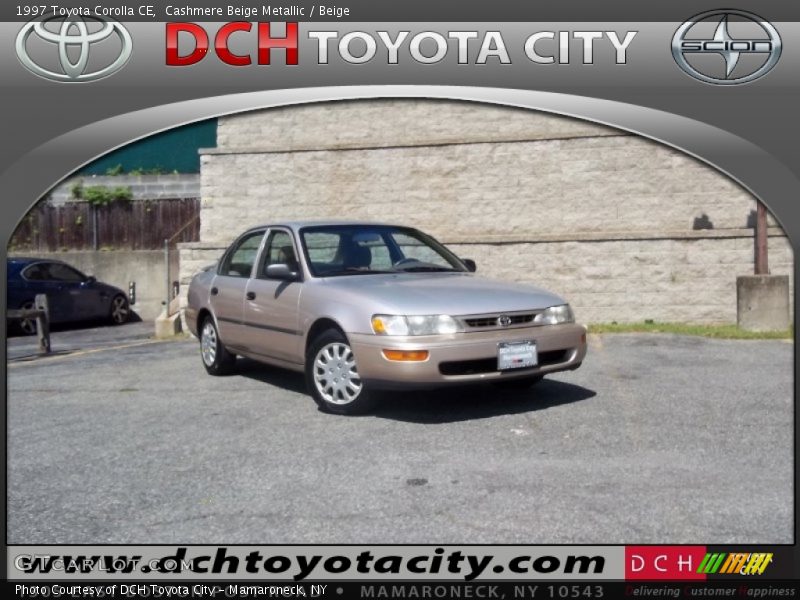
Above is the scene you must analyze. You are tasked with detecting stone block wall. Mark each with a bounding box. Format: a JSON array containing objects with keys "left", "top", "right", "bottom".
[
  {"left": 449, "top": 233, "right": 792, "bottom": 324},
  {"left": 178, "top": 100, "right": 793, "bottom": 325}
]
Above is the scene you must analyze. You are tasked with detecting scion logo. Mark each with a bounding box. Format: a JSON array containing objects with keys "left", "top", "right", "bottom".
[
  {"left": 671, "top": 9, "right": 781, "bottom": 85},
  {"left": 16, "top": 15, "right": 132, "bottom": 82}
]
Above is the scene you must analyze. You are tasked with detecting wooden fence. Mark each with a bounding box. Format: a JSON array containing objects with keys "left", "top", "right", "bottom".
[{"left": 8, "top": 198, "right": 200, "bottom": 252}]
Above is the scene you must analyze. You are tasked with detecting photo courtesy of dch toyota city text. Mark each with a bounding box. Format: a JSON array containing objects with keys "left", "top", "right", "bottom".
[{"left": 1, "top": 0, "right": 798, "bottom": 597}]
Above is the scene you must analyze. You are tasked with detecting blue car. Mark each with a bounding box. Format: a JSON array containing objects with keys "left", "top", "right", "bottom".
[{"left": 7, "top": 257, "right": 130, "bottom": 334}]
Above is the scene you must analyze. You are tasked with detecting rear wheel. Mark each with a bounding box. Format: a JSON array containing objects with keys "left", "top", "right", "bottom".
[
  {"left": 306, "top": 329, "right": 375, "bottom": 415},
  {"left": 109, "top": 294, "right": 130, "bottom": 325},
  {"left": 18, "top": 300, "right": 36, "bottom": 335},
  {"left": 200, "top": 316, "right": 236, "bottom": 375}
]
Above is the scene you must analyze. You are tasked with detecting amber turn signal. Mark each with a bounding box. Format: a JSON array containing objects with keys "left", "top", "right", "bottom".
[{"left": 382, "top": 349, "right": 430, "bottom": 362}]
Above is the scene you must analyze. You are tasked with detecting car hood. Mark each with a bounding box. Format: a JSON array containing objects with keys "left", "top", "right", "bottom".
[{"left": 319, "top": 272, "right": 566, "bottom": 315}]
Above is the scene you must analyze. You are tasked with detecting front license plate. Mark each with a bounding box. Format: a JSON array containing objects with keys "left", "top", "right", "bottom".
[{"left": 497, "top": 341, "right": 538, "bottom": 370}]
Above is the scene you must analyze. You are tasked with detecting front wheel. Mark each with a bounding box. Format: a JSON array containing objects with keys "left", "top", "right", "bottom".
[
  {"left": 109, "top": 294, "right": 130, "bottom": 325},
  {"left": 200, "top": 317, "right": 236, "bottom": 375},
  {"left": 306, "top": 329, "right": 375, "bottom": 415}
]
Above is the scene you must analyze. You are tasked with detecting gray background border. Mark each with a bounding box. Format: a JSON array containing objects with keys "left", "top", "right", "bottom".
[{"left": 1, "top": 11, "right": 798, "bottom": 570}]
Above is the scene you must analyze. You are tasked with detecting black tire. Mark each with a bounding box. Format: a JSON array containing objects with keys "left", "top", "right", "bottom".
[
  {"left": 17, "top": 300, "right": 37, "bottom": 336},
  {"left": 199, "top": 316, "right": 237, "bottom": 375},
  {"left": 492, "top": 374, "right": 544, "bottom": 390},
  {"left": 305, "top": 328, "right": 375, "bottom": 415},
  {"left": 109, "top": 294, "right": 130, "bottom": 325}
]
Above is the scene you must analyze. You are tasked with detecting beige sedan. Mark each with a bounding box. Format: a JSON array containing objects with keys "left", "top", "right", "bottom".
[{"left": 186, "top": 221, "right": 587, "bottom": 415}]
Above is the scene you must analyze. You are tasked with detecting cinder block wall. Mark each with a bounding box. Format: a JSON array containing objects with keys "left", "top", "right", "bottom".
[
  {"left": 179, "top": 100, "right": 793, "bottom": 324},
  {"left": 449, "top": 235, "right": 793, "bottom": 324},
  {"left": 48, "top": 174, "right": 200, "bottom": 205}
]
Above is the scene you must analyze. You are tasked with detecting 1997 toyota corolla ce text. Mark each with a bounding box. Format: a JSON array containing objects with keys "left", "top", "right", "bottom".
[{"left": 186, "top": 222, "right": 587, "bottom": 414}]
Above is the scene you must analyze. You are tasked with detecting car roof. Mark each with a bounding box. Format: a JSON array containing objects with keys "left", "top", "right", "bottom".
[
  {"left": 8, "top": 257, "right": 41, "bottom": 265},
  {"left": 7, "top": 257, "right": 72, "bottom": 273},
  {"left": 242, "top": 220, "right": 412, "bottom": 234}
]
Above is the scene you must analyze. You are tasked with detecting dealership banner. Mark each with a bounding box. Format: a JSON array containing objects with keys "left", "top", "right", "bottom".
[
  {"left": 8, "top": 546, "right": 622, "bottom": 580},
  {"left": 8, "top": 546, "right": 799, "bottom": 581},
  {"left": 2, "top": 0, "right": 799, "bottom": 596}
]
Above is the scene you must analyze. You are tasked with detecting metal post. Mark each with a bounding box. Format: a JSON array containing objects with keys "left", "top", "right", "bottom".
[
  {"left": 34, "top": 294, "right": 50, "bottom": 354},
  {"left": 164, "top": 239, "right": 171, "bottom": 316},
  {"left": 755, "top": 201, "right": 769, "bottom": 275},
  {"left": 92, "top": 205, "right": 98, "bottom": 251}
]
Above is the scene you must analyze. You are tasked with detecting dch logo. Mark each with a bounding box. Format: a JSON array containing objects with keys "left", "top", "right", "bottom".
[
  {"left": 625, "top": 546, "right": 707, "bottom": 580},
  {"left": 16, "top": 15, "right": 132, "bottom": 82},
  {"left": 671, "top": 10, "right": 781, "bottom": 85}
]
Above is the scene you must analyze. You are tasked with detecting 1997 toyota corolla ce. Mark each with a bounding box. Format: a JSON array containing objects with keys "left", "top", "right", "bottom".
[{"left": 186, "top": 222, "right": 587, "bottom": 414}]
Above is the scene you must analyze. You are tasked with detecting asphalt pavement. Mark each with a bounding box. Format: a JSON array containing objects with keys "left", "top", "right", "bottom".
[{"left": 6, "top": 326, "right": 794, "bottom": 544}]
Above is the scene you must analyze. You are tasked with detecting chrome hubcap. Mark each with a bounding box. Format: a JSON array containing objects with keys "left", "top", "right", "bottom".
[
  {"left": 313, "top": 342, "right": 362, "bottom": 405},
  {"left": 201, "top": 322, "right": 217, "bottom": 366},
  {"left": 111, "top": 297, "right": 129, "bottom": 323}
]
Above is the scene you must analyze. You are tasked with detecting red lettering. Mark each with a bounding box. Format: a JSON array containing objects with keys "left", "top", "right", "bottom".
[
  {"left": 166, "top": 23, "right": 209, "bottom": 66},
  {"left": 216, "top": 22, "right": 252, "bottom": 66},
  {"left": 166, "top": 22, "right": 299, "bottom": 66},
  {"left": 257, "top": 22, "right": 298, "bottom": 65}
]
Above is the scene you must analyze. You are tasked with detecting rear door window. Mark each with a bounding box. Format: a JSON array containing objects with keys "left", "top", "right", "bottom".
[{"left": 220, "top": 231, "right": 264, "bottom": 278}]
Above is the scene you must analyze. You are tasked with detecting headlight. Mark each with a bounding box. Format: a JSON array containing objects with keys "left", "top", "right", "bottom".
[
  {"left": 534, "top": 304, "right": 574, "bottom": 325},
  {"left": 372, "top": 314, "right": 462, "bottom": 335}
]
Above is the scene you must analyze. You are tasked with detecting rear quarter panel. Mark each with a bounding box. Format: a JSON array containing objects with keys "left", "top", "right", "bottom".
[{"left": 186, "top": 269, "right": 216, "bottom": 336}]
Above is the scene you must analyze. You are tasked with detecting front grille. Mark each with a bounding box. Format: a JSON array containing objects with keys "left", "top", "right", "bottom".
[
  {"left": 463, "top": 313, "right": 536, "bottom": 328},
  {"left": 439, "top": 349, "right": 571, "bottom": 376}
]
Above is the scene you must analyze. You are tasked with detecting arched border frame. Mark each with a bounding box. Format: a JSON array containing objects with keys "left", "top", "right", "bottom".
[{"left": 0, "top": 86, "right": 797, "bottom": 553}]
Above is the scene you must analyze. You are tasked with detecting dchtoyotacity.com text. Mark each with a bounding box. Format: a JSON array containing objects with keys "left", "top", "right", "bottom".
[{"left": 14, "top": 547, "right": 605, "bottom": 581}]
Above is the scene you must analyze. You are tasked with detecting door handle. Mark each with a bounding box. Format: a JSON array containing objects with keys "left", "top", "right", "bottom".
[
  {"left": 210, "top": 287, "right": 218, "bottom": 296},
  {"left": 246, "top": 291, "right": 256, "bottom": 301}
]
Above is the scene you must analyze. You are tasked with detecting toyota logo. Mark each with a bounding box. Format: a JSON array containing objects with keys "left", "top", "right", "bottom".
[
  {"left": 497, "top": 315, "right": 512, "bottom": 328},
  {"left": 16, "top": 16, "right": 132, "bottom": 82},
  {"left": 671, "top": 10, "right": 781, "bottom": 85}
]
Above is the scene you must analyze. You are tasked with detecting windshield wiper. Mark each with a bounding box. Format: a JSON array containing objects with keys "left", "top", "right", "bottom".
[
  {"left": 395, "top": 265, "right": 456, "bottom": 273},
  {"left": 392, "top": 266, "right": 458, "bottom": 272}
]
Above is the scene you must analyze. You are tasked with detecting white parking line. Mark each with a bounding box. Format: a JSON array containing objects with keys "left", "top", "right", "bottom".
[{"left": 7, "top": 339, "right": 167, "bottom": 367}]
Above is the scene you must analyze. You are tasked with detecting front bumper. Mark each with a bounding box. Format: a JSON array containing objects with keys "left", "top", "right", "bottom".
[{"left": 349, "top": 323, "right": 587, "bottom": 389}]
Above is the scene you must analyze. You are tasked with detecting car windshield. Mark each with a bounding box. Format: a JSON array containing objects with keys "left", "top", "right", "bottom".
[{"left": 300, "top": 224, "right": 467, "bottom": 277}]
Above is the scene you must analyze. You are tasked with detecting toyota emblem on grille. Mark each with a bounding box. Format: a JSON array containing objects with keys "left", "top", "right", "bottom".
[
  {"left": 16, "top": 15, "right": 132, "bottom": 82},
  {"left": 671, "top": 10, "right": 781, "bottom": 85},
  {"left": 497, "top": 315, "right": 512, "bottom": 327}
]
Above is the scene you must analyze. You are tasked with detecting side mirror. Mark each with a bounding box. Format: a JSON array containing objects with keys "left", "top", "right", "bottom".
[
  {"left": 462, "top": 258, "right": 477, "bottom": 273},
  {"left": 85, "top": 276, "right": 97, "bottom": 284},
  {"left": 265, "top": 263, "right": 299, "bottom": 281}
]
